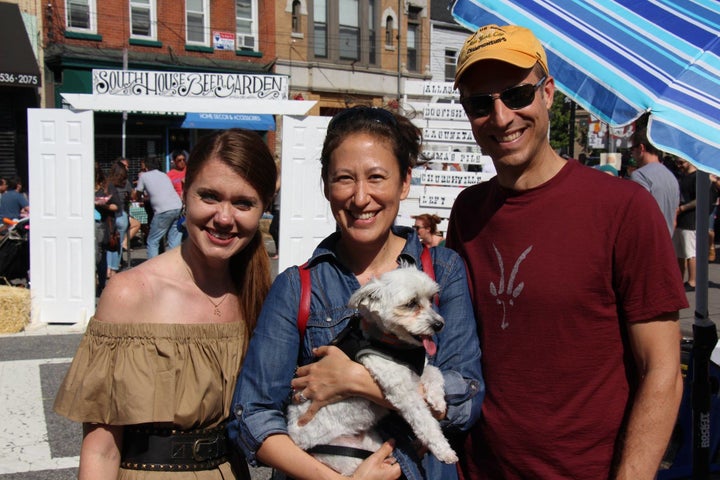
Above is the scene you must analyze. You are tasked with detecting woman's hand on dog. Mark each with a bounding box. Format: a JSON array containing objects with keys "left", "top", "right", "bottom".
[
  {"left": 350, "top": 441, "right": 402, "bottom": 480},
  {"left": 291, "top": 346, "right": 392, "bottom": 425}
]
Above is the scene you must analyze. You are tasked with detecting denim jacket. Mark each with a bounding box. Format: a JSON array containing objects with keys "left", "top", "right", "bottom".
[{"left": 228, "top": 227, "right": 484, "bottom": 479}]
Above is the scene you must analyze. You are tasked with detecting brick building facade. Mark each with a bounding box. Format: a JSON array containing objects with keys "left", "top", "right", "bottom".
[{"left": 43, "top": 0, "right": 279, "bottom": 175}]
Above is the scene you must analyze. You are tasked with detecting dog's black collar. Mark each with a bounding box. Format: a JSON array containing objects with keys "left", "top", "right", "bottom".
[{"left": 331, "top": 315, "right": 426, "bottom": 375}]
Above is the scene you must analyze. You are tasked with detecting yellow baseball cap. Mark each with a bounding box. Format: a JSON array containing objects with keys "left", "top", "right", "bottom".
[{"left": 454, "top": 24, "right": 549, "bottom": 88}]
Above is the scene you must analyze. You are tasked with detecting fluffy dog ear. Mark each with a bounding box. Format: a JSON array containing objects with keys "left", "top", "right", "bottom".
[{"left": 348, "top": 279, "right": 385, "bottom": 309}]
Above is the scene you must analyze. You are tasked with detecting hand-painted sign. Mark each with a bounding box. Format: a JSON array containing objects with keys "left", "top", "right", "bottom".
[{"left": 92, "top": 69, "right": 288, "bottom": 99}]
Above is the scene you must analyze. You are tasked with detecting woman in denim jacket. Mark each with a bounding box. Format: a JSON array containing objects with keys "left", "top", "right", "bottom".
[{"left": 228, "top": 107, "right": 484, "bottom": 480}]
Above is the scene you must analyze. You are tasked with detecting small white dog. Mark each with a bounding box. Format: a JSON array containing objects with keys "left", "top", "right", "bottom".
[{"left": 287, "top": 266, "right": 458, "bottom": 475}]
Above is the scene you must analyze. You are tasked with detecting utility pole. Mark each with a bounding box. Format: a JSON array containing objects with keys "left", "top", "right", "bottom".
[{"left": 121, "top": 48, "right": 128, "bottom": 158}]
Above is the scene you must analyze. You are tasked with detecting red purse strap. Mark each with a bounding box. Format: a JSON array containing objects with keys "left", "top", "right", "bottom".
[
  {"left": 421, "top": 245, "right": 439, "bottom": 306},
  {"left": 421, "top": 245, "right": 434, "bottom": 281},
  {"left": 297, "top": 262, "right": 311, "bottom": 341}
]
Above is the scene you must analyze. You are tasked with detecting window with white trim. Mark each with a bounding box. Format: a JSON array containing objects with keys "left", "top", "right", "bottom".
[
  {"left": 130, "top": 0, "right": 157, "bottom": 39},
  {"left": 236, "top": 0, "right": 258, "bottom": 50},
  {"left": 385, "top": 15, "right": 393, "bottom": 46},
  {"left": 66, "top": 0, "right": 96, "bottom": 33},
  {"left": 186, "top": 0, "right": 209, "bottom": 45},
  {"left": 292, "top": 0, "right": 302, "bottom": 34}
]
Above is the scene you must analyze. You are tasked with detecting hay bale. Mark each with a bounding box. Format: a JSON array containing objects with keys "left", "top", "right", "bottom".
[{"left": 0, "top": 286, "right": 31, "bottom": 334}]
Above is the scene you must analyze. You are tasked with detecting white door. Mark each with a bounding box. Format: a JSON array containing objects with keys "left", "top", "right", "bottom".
[
  {"left": 279, "top": 115, "right": 335, "bottom": 271},
  {"left": 28, "top": 109, "right": 96, "bottom": 326}
]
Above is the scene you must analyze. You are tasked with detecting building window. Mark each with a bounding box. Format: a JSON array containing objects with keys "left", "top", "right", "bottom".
[
  {"left": 130, "top": 0, "right": 156, "bottom": 39},
  {"left": 406, "top": 6, "right": 421, "bottom": 72},
  {"left": 385, "top": 15, "right": 393, "bottom": 46},
  {"left": 292, "top": 0, "right": 301, "bottom": 34},
  {"left": 236, "top": 0, "right": 258, "bottom": 50},
  {"left": 445, "top": 49, "right": 457, "bottom": 82},
  {"left": 186, "top": 0, "right": 209, "bottom": 45},
  {"left": 310, "top": 0, "right": 378, "bottom": 65},
  {"left": 314, "top": 0, "right": 327, "bottom": 57},
  {"left": 368, "top": 0, "right": 376, "bottom": 63},
  {"left": 339, "top": 0, "right": 359, "bottom": 60},
  {"left": 66, "top": 0, "right": 96, "bottom": 33}
]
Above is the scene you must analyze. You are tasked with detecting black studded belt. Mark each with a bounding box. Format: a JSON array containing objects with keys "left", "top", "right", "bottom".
[{"left": 120, "top": 422, "right": 229, "bottom": 471}]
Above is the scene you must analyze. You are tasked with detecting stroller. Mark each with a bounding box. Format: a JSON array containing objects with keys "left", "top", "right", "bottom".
[{"left": 0, "top": 217, "right": 30, "bottom": 286}]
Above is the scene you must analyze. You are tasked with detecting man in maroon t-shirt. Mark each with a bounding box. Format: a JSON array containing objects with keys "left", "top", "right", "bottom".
[{"left": 447, "top": 24, "right": 687, "bottom": 480}]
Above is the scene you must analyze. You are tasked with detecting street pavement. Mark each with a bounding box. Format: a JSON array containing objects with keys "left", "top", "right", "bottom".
[{"left": 1, "top": 241, "right": 718, "bottom": 479}]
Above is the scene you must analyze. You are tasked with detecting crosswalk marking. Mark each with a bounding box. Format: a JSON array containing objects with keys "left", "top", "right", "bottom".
[{"left": 0, "top": 358, "right": 79, "bottom": 474}]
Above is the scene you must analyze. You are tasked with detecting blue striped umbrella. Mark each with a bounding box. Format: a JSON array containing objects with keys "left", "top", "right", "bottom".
[
  {"left": 451, "top": 1, "right": 720, "bottom": 477},
  {"left": 451, "top": 0, "right": 720, "bottom": 175}
]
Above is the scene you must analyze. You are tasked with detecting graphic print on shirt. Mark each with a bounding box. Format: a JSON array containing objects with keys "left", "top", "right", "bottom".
[{"left": 489, "top": 244, "right": 533, "bottom": 329}]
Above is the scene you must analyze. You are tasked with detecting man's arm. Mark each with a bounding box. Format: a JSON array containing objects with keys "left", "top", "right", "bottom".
[{"left": 615, "top": 313, "right": 683, "bottom": 480}]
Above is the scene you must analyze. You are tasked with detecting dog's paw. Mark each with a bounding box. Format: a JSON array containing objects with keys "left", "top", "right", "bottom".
[
  {"left": 433, "top": 445, "right": 459, "bottom": 464},
  {"left": 421, "top": 365, "right": 446, "bottom": 413}
]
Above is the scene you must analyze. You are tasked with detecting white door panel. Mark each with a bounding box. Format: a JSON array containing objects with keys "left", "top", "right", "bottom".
[
  {"left": 28, "top": 109, "right": 95, "bottom": 326},
  {"left": 279, "top": 115, "right": 334, "bottom": 271}
]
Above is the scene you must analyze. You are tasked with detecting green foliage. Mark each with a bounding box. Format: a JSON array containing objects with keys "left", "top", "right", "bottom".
[{"left": 549, "top": 90, "right": 572, "bottom": 154}]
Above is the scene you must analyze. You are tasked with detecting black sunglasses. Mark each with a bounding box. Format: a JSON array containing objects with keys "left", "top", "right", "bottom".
[
  {"left": 327, "top": 106, "right": 397, "bottom": 132},
  {"left": 460, "top": 76, "right": 547, "bottom": 118}
]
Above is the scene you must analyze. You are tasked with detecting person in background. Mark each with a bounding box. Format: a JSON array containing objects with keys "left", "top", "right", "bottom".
[
  {"left": 672, "top": 159, "right": 717, "bottom": 290},
  {"left": 54, "top": 129, "right": 278, "bottom": 480},
  {"left": 168, "top": 149, "right": 187, "bottom": 199},
  {"left": 413, "top": 213, "right": 445, "bottom": 247},
  {"left": 709, "top": 175, "right": 720, "bottom": 262},
  {"left": 116, "top": 159, "right": 142, "bottom": 250},
  {"left": 134, "top": 156, "right": 183, "bottom": 258},
  {"left": 629, "top": 127, "right": 679, "bottom": 236},
  {"left": 620, "top": 151, "right": 638, "bottom": 178},
  {"left": 268, "top": 174, "right": 280, "bottom": 259},
  {"left": 663, "top": 154, "right": 682, "bottom": 178},
  {"left": 594, "top": 164, "right": 618, "bottom": 176},
  {"left": 0, "top": 177, "right": 7, "bottom": 207},
  {"left": 0, "top": 176, "right": 29, "bottom": 221},
  {"left": 93, "top": 166, "right": 120, "bottom": 296},
  {"left": 449, "top": 24, "right": 686, "bottom": 480},
  {"left": 228, "top": 106, "right": 484, "bottom": 480},
  {"left": 673, "top": 159, "right": 696, "bottom": 290},
  {"left": 106, "top": 161, "right": 132, "bottom": 278}
]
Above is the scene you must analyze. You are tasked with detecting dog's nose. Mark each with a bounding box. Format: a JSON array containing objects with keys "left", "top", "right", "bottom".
[{"left": 432, "top": 320, "right": 444, "bottom": 332}]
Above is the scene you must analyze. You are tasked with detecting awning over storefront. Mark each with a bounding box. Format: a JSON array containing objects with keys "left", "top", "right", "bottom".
[
  {"left": 61, "top": 94, "right": 316, "bottom": 115},
  {"left": 0, "top": 3, "right": 41, "bottom": 88},
  {"left": 181, "top": 112, "right": 276, "bottom": 131}
]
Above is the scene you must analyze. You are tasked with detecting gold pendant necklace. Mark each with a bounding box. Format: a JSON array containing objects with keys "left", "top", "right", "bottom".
[{"left": 183, "top": 262, "right": 230, "bottom": 317}]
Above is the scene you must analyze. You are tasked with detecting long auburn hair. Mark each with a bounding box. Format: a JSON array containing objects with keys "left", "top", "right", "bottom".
[{"left": 184, "top": 129, "right": 277, "bottom": 344}]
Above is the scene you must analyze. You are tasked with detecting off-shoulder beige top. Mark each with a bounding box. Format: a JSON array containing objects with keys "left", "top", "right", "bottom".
[{"left": 54, "top": 318, "right": 249, "bottom": 479}]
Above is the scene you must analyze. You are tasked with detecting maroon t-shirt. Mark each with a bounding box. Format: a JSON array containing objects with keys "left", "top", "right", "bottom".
[{"left": 447, "top": 160, "right": 688, "bottom": 480}]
